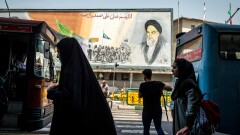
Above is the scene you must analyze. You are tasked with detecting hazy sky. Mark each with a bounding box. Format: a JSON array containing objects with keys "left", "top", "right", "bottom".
[{"left": 0, "top": 0, "right": 240, "bottom": 24}]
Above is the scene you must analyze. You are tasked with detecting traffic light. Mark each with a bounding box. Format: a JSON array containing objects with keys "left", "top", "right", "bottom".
[{"left": 114, "top": 62, "right": 119, "bottom": 67}]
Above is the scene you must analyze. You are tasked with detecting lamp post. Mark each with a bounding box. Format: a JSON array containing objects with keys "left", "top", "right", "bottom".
[{"left": 112, "top": 62, "right": 119, "bottom": 100}]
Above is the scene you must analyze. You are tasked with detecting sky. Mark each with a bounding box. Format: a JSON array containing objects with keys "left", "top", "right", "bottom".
[{"left": 0, "top": 0, "right": 240, "bottom": 24}]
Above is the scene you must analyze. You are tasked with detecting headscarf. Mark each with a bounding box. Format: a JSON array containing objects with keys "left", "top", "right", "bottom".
[
  {"left": 57, "top": 37, "right": 117, "bottom": 134},
  {"left": 171, "top": 58, "right": 197, "bottom": 100}
]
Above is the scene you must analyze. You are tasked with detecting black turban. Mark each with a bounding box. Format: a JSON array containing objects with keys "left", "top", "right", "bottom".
[{"left": 145, "top": 20, "right": 162, "bottom": 34}]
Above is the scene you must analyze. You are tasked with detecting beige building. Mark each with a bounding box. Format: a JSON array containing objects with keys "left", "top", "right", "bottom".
[
  {"left": 173, "top": 17, "right": 208, "bottom": 56},
  {"left": 95, "top": 17, "right": 207, "bottom": 89}
]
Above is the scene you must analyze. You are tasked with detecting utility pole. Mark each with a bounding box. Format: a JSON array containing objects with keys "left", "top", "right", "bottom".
[
  {"left": 226, "top": 8, "right": 240, "bottom": 24},
  {"left": 112, "top": 62, "right": 119, "bottom": 101}
]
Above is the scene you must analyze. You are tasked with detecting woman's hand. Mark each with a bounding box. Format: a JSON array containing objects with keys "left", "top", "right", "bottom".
[
  {"left": 47, "top": 84, "right": 59, "bottom": 100},
  {"left": 47, "top": 84, "right": 59, "bottom": 91},
  {"left": 176, "top": 126, "right": 189, "bottom": 135}
]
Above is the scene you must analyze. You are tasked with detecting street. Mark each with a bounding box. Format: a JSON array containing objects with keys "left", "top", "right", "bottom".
[
  {"left": 0, "top": 101, "right": 173, "bottom": 135},
  {"left": 0, "top": 101, "right": 229, "bottom": 135}
]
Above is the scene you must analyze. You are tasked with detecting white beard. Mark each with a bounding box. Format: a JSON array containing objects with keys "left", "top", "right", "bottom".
[{"left": 146, "top": 36, "right": 158, "bottom": 47}]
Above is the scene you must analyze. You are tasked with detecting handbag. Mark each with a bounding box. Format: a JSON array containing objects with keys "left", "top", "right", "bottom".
[
  {"left": 200, "top": 93, "right": 221, "bottom": 128},
  {"left": 191, "top": 104, "right": 215, "bottom": 135}
]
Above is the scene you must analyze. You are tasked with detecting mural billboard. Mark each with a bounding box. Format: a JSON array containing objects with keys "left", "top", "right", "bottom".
[{"left": 0, "top": 9, "right": 173, "bottom": 69}]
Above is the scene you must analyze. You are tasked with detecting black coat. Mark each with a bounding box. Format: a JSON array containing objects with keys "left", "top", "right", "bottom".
[{"left": 47, "top": 37, "right": 117, "bottom": 135}]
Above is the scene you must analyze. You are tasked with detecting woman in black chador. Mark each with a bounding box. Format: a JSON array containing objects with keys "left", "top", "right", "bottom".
[{"left": 47, "top": 37, "right": 117, "bottom": 135}]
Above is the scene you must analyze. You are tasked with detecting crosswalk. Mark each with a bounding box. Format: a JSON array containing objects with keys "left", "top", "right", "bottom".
[
  {"left": 31, "top": 108, "right": 170, "bottom": 135},
  {"left": 112, "top": 109, "right": 169, "bottom": 135}
]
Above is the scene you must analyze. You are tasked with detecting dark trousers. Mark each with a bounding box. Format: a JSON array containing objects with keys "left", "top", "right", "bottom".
[{"left": 142, "top": 108, "right": 164, "bottom": 135}]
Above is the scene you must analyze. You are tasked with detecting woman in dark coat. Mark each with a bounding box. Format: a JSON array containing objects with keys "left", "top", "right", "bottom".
[
  {"left": 171, "top": 58, "right": 202, "bottom": 135},
  {"left": 47, "top": 37, "right": 117, "bottom": 135}
]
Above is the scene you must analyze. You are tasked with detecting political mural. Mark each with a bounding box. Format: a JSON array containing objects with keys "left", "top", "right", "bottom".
[{"left": 0, "top": 9, "right": 173, "bottom": 69}]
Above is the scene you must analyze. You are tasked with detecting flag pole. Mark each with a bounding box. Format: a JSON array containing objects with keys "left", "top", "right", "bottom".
[
  {"left": 230, "top": 3, "right": 232, "bottom": 24},
  {"left": 102, "top": 30, "right": 104, "bottom": 46},
  {"left": 226, "top": 8, "right": 240, "bottom": 24},
  {"left": 178, "top": 0, "right": 179, "bottom": 33},
  {"left": 203, "top": 2, "right": 206, "bottom": 23}
]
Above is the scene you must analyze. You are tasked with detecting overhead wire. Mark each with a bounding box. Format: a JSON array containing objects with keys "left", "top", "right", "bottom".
[{"left": 5, "top": 0, "right": 10, "bottom": 18}]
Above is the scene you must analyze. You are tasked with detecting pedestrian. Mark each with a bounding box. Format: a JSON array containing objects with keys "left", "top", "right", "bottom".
[
  {"left": 138, "top": 69, "right": 172, "bottom": 135},
  {"left": 15, "top": 52, "right": 27, "bottom": 71},
  {"left": 171, "top": 58, "right": 202, "bottom": 135},
  {"left": 100, "top": 80, "right": 109, "bottom": 98},
  {"left": 47, "top": 37, "right": 117, "bottom": 135},
  {"left": 14, "top": 51, "right": 27, "bottom": 101}
]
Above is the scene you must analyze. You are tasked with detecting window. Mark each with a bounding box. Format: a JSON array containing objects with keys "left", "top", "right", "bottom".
[
  {"left": 121, "top": 73, "right": 129, "bottom": 80},
  {"left": 177, "top": 36, "right": 202, "bottom": 62},
  {"left": 219, "top": 34, "right": 240, "bottom": 60},
  {"left": 109, "top": 73, "right": 117, "bottom": 80},
  {"left": 34, "top": 36, "right": 51, "bottom": 79},
  {"left": 97, "top": 72, "right": 104, "bottom": 80}
]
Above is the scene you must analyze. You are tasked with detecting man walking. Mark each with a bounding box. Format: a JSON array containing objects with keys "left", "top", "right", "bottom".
[
  {"left": 139, "top": 69, "right": 172, "bottom": 135},
  {"left": 100, "top": 80, "right": 109, "bottom": 98}
]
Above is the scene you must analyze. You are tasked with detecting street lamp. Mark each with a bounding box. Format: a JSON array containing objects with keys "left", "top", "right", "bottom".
[{"left": 112, "top": 62, "right": 119, "bottom": 100}]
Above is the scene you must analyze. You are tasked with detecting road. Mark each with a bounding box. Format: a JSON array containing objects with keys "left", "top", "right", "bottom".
[
  {"left": 0, "top": 101, "right": 173, "bottom": 135},
  {"left": 0, "top": 101, "right": 228, "bottom": 135}
]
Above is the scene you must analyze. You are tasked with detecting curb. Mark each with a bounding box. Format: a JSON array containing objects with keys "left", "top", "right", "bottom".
[
  {"left": 118, "top": 105, "right": 143, "bottom": 110},
  {"left": 112, "top": 101, "right": 122, "bottom": 103},
  {"left": 117, "top": 105, "right": 171, "bottom": 111}
]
